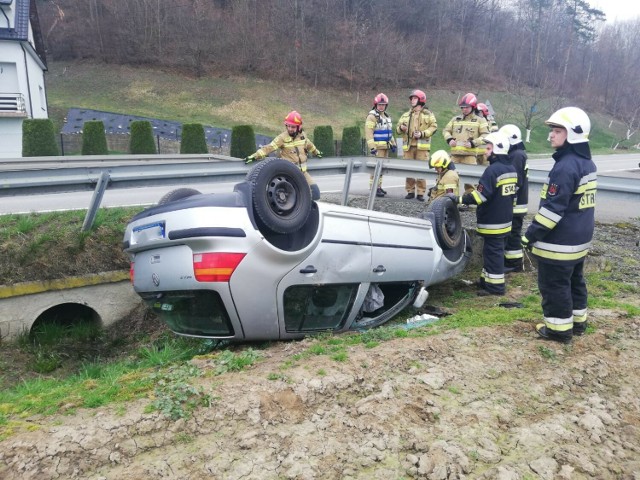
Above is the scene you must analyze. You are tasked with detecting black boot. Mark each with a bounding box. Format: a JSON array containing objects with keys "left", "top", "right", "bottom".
[
  {"left": 535, "top": 324, "right": 572, "bottom": 343},
  {"left": 376, "top": 187, "right": 385, "bottom": 197},
  {"left": 405, "top": 192, "right": 415, "bottom": 199}
]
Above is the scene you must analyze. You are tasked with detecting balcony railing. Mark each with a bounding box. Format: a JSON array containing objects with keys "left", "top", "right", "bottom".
[{"left": 0, "top": 93, "right": 27, "bottom": 117}]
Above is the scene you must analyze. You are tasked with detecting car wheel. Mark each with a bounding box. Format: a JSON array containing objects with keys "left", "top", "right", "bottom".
[
  {"left": 157, "top": 188, "right": 202, "bottom": 205},
  {"left": 247, "top": 158, "right": 312, "bottom": 234},
  {"left": 426, "top": 196, "right": 463, "bottom": 250}
]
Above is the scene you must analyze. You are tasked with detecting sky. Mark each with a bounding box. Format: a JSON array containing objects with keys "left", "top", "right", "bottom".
[{"left": 590, "top": 0, "right": 640, "bottom": 23}]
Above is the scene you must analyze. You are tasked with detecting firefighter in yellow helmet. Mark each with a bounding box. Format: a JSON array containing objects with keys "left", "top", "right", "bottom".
[
  {"left": 428, "top": 150, "right": 459, "bottom": 202},
  {"left": 365, "top": 93, "right": 397, "bottom": 197},
  {"left": 396, "top": 89, "right": 438, "bottom": 201},
  {"left": 245, "top": 111, "right": 323, "bottom": 199}
]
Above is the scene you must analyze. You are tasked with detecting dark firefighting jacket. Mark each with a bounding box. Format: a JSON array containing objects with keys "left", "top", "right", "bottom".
[
  {"left": 508, "top": 143, "right": 529, "bottom": 216},
  {"left": 524, "top": 144, "right": 597, "bottom": 265},
  {"left": 461, "top": 154, "right": 517, "bottom": 236}
]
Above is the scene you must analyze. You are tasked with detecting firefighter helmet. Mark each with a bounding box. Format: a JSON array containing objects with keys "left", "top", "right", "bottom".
[
  {"left": 429, "top": 150, "right": 452, "bottom": 169},
  {"left": 284, "top": 111, "right": 303, "bottom": 127},
  {"left": 477, "top": 102, "right": 490, "bottom": 117},
  {"left": 484, "top": 132, "right": 510, "bottom": 155},
  {"left": 545, "top": 107, "right": 590, "bottom": 144},
  {"left": 499, "top": 124, "right": 522, "bottom": 146},
  {"left": 409, "top": 89, "right": 427, "bottom": 105},
  {"left": 459, "top": 93, "right": 478, "bottom": 108},
  {"left": 374, "top": 93, "right": 389, "bottom": 107}
]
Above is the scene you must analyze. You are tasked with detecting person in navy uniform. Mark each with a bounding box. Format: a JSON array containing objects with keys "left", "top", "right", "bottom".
[
  {"left": 522, "top": 107, "right": 597, "bottom": 343},
  {"left": 456, "top": 131, "right": 517, "bottom": 296}
]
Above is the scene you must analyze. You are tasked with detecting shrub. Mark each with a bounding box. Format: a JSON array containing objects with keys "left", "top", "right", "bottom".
[
  {"left": 22, "top": 119, "right": 59, "bottom": 157},
  {"left": 180, "top": 123, "right": 208, "bottom": 154},
  {"left": 341, "top": 125, "right": 362, "bottom": 156},
  {"left": 81, "top": 121, "right": 108, "bottom": 155},
  {"left": 230, "top": 125, "right": 257, "bottom": 159},
  {"left": 313, "top": 126, "right": 335, "bottom": 156},
  {"left": 129, "top": 121, "right": 157, "bottom": 154}
]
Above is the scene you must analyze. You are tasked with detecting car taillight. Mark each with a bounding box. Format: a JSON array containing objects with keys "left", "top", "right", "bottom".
[
  {"left": 193, "top": 253, "right": 246, "bottom": 282},
  {"left": 129, "top": 262, "right": 135, "bottom": 283}
]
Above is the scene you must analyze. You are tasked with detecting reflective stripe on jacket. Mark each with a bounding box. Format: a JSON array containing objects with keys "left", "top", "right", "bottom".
[
  {"left": 460, "top": 154, "right": 517, "bottom": 236},
  {"left": 396, "top": 108, "right": 437, "bottom": 151},
  {"left": 525, "top": 146, "right": 597, "bottom": 264},
  {"left": 255, "top": 130, "right": 319, "bottom": 170},
  {"left": 443, "top": 113, "right": 489, "bottom": 156},
  {"left": 509, "top": 145, "right": 529, "bottom": 216},
  {"left": 365, "top": 110, "right": 395, "bottom": 150}
]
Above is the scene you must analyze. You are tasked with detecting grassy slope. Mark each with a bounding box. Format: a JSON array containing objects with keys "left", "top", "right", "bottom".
[{"left": 46, "top": 61, "right": 629, "bottom": 155}]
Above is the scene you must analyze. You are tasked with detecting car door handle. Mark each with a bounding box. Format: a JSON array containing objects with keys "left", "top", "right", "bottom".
[
  {"left": 299, "top": 265, "right": 317, "bottom": 274},
  {"left": 373, "top": 265, "right": 386, "bottom": 273}
]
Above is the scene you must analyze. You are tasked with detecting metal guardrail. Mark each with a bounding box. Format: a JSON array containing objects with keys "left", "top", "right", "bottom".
[{"left": 1, "top": 155, "right": 640, "bottom": 230}]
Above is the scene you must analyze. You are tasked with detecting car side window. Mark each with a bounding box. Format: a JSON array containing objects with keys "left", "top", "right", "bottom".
[{"left": 283, "top": 284, "right": 359, "bottom": 332}]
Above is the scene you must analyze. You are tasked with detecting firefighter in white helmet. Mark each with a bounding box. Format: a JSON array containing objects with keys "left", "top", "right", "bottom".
[
  {"left": 454, "top": 132, "right": 517, "bottom": 296},
  {"left": 522, "top": 107, "right": 597, "bottom": 343}
]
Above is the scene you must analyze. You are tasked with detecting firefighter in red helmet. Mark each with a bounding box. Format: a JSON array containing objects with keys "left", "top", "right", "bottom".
[
  {"left": 245, "top": 110, "right": 323, "bottom": 200},
  {"left": 396, "top": 89, "right": 437, "bottom": 201},
  {"left": 443, "top": 92, "right": 489, "bottom": 193},
  {"left": 365, "top": 93, "right": 396, "bottom": 197}
]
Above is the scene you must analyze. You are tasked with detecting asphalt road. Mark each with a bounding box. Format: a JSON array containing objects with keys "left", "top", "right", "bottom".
[{"left": 1, "top": 154, "right": 639, "bottom": 223}]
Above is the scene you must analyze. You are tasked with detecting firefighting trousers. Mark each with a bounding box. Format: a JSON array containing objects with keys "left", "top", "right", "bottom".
[
  {"left": 403, "top": 148, "right": 429, "bottom": 195},
  {"left": 504, "top": 215, "right": 525, "bottom": 268},
  {"left": 369, "top": 149, "right": 389, "bottom": 187},
  {"left": 537, "top": 260, "right": 588, "bottom": 336},
  {"left": 479, "top": 235, "right": 506, "bottom": 295}
]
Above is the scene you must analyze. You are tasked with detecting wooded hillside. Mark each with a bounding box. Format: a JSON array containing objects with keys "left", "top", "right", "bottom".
[{"left": 38, "top": 0, "right": 639, "bottom": 128}]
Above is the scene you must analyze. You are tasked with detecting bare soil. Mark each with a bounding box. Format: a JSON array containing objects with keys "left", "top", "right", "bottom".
[{"left": 1, "top": 202, "right": 639, "bottom": 480}]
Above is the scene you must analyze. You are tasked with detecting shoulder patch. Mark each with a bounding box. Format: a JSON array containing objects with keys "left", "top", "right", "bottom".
[
  {"left": 547, "top": 183, "right": 559, "bottom": 196},
  {"left": 477, "top": 184, "right": 484, "bottom": 193}
]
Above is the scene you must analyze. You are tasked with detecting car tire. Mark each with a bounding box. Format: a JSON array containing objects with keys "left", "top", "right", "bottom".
[
  {"left": 246, "top": 158, "right": 312, "bottom": 234},
  {"left": 157, "top": 188, "right": 202, "bottom": 205},
  {"left": 426, "top": 196, "right": 463, "bottom": 250}
]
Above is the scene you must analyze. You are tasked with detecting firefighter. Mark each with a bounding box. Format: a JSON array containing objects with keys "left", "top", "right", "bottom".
[
  {"left": 245, "top": 110, "right": 323, "bottom": 200},
  {"left": 500, "top": 124, "right": 529, "bottom": 273},
  {"left": 443, "top": 92, "right": 489, "bottom": 193},
  {"left": 522, "top": 107, "right": 597, "bottom": 343},
  {"left": 476, "top": 102, "right": 498, "bottom": 166},
  {"left": 365, "top": 93, "right": 397, "bottom": 197},
  {"left": 427, "top": 150, "right": 459, "bottom": 202},
  {"left": 454, "top": 132, "right": 517, "bottom": 296},
  {"left": 396, "top": 89, "right": 437, "bottom": 201}
]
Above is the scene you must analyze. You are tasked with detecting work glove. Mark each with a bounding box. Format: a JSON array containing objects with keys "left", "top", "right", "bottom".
[
  {"left": 370, "top": 147, "right": 377, "bottom": 156},
  {"left": 315, "top": 150, "right": 323, "bottom": 158},
  {"left": 244, "top": 154, "right": 256, "bottom": 164},
  {"left": 521, "top": 235, "right": 532, "bottom": 251},
  {"left": 390, "top": 144, "right": 397, "bottom": 153}
]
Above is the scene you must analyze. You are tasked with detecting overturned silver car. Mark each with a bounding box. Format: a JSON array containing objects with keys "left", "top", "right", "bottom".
[{"left": 122, "top": 159, "right": 470, "bottom": 341}]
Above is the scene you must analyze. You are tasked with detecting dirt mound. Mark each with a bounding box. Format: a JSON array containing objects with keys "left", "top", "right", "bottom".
[{"left": 1, "top": 313, "right": 639, "bottom": 479}]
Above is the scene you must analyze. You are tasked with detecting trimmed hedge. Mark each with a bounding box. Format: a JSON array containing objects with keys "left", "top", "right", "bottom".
[
  {"left": 230, "top": 125, "right": 256, "bottom": 159},
  {"left": 22, "top": 119, "right": 59, "bottom": 157},
  {"left": 180, "top": 123, "right": 208, "bottom": 153},
  {"left": 129, "top": 120, "right": 156, "bottom": 154},
  {"left": 313, "top": 126, "right": 334, "bottom": 156},
  {"left": 341, "top": 125, "right": 362, "bottom": 156},
  {"left": 81, "top": 121, "right": 108, "bottom": 155}
]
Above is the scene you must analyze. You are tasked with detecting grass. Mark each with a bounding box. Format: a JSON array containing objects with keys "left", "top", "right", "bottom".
[{"left": 45, "top": 61, "right": 634, "bottom": 154}]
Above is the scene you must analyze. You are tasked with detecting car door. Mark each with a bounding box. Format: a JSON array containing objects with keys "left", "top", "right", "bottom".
[
  {"left": 369, "top": 213, "right": 435, "bottom": 283},
  {"left": 277, "top": 209, "right": 372, "bottom": 337}
]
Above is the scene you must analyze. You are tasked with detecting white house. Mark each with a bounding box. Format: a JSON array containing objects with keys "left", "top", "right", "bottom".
[{"left": 0, "top": 0, "right": 48, "bottom": 158}]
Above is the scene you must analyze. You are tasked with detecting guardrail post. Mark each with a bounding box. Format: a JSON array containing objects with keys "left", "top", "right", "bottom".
[
  {"left": 341, "top": 159, "right": 355, "bottom": 206},
  {"left": 82, "top": 171, "right": 111, "bottom": 232},
  {"left": 366, "top": 158, "right": 383, "bottom": 210}
]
